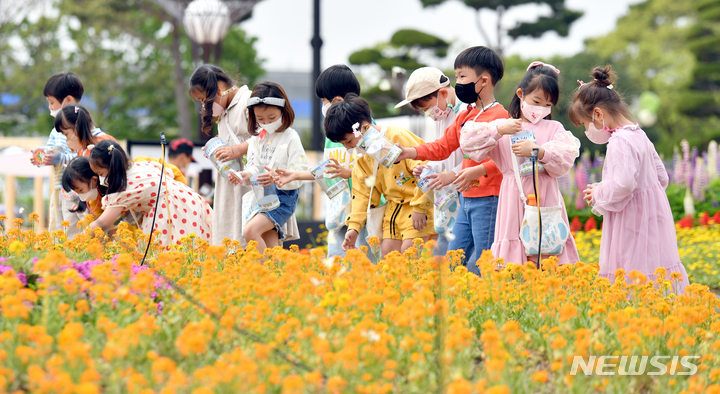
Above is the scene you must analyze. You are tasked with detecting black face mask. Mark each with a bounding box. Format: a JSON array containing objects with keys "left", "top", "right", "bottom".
[{"left": 455, "top": 77, "right": 485, "bottom": 104}]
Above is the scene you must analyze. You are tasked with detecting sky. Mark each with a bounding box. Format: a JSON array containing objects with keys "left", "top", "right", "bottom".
[{"left": 240, "top": 0, "right": 645, "bottom": 72}]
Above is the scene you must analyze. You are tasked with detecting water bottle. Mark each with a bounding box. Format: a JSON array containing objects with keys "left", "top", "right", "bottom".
[
  {"left": 358, "top": 127, "right": 402, "bottom": 168},
  {"left": 417, "top": 167, "right": 458, "bottom": 211},
  {"left": 510, "top": 130, "right": 544, "bottom": 176},
  {"left": 250, "top": 170, "right": 280, "bottom": 212},
  {"left": 311, "top": 159, "right": 349, "bottom": 199},
  {"left": 32, "top": 146, "right": 63, "bottom": 167},
  {"left": 204, "top": 137, "right": 241, "bottom": 179}
]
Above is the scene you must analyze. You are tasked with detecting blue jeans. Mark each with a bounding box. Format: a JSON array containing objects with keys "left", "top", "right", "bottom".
[{"left": 448, "top": 195, "right": 499, "bottom": 276}]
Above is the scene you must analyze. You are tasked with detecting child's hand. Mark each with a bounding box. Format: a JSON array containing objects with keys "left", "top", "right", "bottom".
[
  {"left": 30, "top": 154, "right": 38, "bottom": 166},
  {"left": 394, "top": 144, "right": 418, "bottom": 163},
  {"left": 426, "top": 171, "right": 458, "bottom": 190},
  {"left": 214, "top": 146, "right": 240, "bottom": 162},
  {"left": 498, "top": 119, "right": 523, "bottom": 135},
  {"left": 412, "top": 164, "right": 427, "bottom": 177},
  {"left": 511, "top": 140, "right": 540, "bottom": 157},
  {"left": 229, "top": 171, "right": 251, "bottom": 186},
  {"left": 412, "top": 211, "right": 427, "bottom": 231},
  {"left": 257, "top": 168, "right": 276, "bottom": 187},
  {"left": 326, "top": 158, "right": 352, "bottom": 179},
  {"left": 583, "top": 184, "right": 597, "bottom": 206},
  {"left": 43, "top": 151, "right": 57, "bottom": 166},
  {"left": 342, "top": 229, "right": 359, "bottom": 251},
  {"left": 453, "top": 166, "right": 486, "bottom": 192},
  {"left": 274, "top": 168, "right": 296, "bottom": 187}
]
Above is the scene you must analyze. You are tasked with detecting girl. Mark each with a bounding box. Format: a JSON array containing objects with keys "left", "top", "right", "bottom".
[
  {"left": 87, "top": 140, "right": 212, "bottom": 246},
  {"left": 573, "top": 66, "right": 689, "bottom": 293},
  {"left": 55, "top": 105, "right": 116, "bottom": 157},
  {"left": 325, "top": 93, "right": 435, "bottom": 256},
  {"left": 236, "top": 82, "right": 307, "bottom": 251},
  {"left": 61, "top": 157, "right": 106, "bottom": 220},
  {"left": 189, "top": 64, "right": 252, "bottom": 246},
  {"left": 459, "top": 61, "right": 581, "bottom": 266}
]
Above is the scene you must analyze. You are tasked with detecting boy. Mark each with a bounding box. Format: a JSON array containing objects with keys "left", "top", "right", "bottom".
[
  {"left": 395, "top": 47, "right": 507, "bottom": 274},
  {"left": 394, "top": 67, "right": 466, "bottom": 254},
  {"left": 167, "top": 138, "right": 196, "bottom": 183},
  {"left": 275, "top": 65, "right": 373, "bottom": 258},
  {"left": 31, "top": 72, "right": 83, "bottom": 237}
]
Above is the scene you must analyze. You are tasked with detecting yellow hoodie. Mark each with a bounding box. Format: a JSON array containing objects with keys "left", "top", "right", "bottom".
[{"left": 346, "top": 126, "right": 433, "bottom": 232}]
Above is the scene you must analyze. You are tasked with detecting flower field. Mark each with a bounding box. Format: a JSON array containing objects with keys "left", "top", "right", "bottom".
[{"left": 2, "top": 216, "right": 720, "bottom": 393}]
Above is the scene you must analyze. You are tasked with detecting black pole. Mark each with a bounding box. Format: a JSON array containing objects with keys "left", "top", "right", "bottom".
[{"left": 310, "top": 0, "right": 323, "bottom": 151}]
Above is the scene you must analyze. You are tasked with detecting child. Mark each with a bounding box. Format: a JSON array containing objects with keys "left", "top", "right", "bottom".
[
  {"left": 236, "top": 82, "right": 308, "bottom": 251},
  {"left": 574, "top": 66, "right": 689, "bottom": 293},
  {"left": 274, "top": 64, "right": 371, "bottom": 258},
  {"left": 87, "top": 140, "right": 213, "bottom": 246},
  {"left": 325, "top": 94, "right": 435, "bottom": 255},
  {"left": 61, "top": 157, "right": 106, "bottom": 220},
  {"left": 394, "top": 47, "right": 506, "bottom": 274},
  {"left": 459, "top": 61, "right": 581, "bottom": 266},
  {"left": 55, "top": 105, "right": 116, "bottom": 157},
  {"left": 394, "top": 66, "right": 467, "bottom": 255},
  {"left": 31, "top": 72, "right": 82, "bottom": 236},
  {"left": 189, "top": 64, "right": 252, "bottom": 246}
]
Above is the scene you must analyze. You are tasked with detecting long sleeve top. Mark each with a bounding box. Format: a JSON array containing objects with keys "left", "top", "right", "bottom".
[
  {"left": 46, "top": 128, "right": 76, "bottom": 190},
  {"left": 346, "top": 126, "right": 432, "bottom": 232},
  {"left": 246, "top": 126, "right": 309, "bottom": 190},
  {"left": 459, "top": 118, "right": 581, "bottom": 265}
]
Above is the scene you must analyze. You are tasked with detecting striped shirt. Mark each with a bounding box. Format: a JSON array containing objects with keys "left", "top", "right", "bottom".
[{"left": 46, "top": 128, "right": 76, "bottom": 190}]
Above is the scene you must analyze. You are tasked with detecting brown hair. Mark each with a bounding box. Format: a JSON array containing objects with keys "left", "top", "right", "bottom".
[
  {"left": 189, "top": 64, "right": 235, "bottom": 135},
  {"left": 568, "top": 65, "right": 635, "bottom": 126},
  {"left": 410, "top": 90, "right": 439, "bottom": 111},
  {"left": 247, "top": 82, "right": 295, "bottom": 136}
]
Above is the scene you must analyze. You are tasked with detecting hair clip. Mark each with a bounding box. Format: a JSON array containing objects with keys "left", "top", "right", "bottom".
[
  {"left": 352, "top": 122, "right": 362, "bottom": 138},
  {"left": 527, "top": 61, "right": 560, "bottom": 74},
  {"left": 108, "top": 145, "right": 114, "bottom": 154},
  {"left": 74, "top": 106, "right": 80, "bottom": 113},
  {"left": 607, "top": 84, "right": 614, "bottom": 90},
  {"left": 577, "top": 80, "right": 586, "bottom": 88}
]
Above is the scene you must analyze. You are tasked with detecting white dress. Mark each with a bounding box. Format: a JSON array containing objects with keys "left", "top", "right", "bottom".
[{"left": 212, "top": 85, "right": 253, "bottom": 246}]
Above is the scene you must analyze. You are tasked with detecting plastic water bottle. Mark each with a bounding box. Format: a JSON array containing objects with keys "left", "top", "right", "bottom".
[
  {"left": 204, "top": 137, "right": 241, "bottom": 179},
  {"left": 311, "top": 159, "right": 349, "bottom": 199},
  {"left": 417, "top": 167, "right": 458, "bottom": 211},
  {"left": 250, "top": 170, "right": 280, "bottom": 212},
  {"left": 32, "top": 146, "right": 63, "bottom": 167},
  {"left": 358, "top": 127, "right": 402, "bottom": 168}
]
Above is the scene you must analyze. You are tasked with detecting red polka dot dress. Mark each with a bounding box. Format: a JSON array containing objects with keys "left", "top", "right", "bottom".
[{"left": 102, "top": 161, "right": 213, "bottom": 245}]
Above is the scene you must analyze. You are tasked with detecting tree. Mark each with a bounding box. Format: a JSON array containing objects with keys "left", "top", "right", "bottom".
[
  {"left": 679, "top": 0, "right": 720, "bottom": 118},
  {"left": 348, "top": 29, "right": 450, "bottom": 118},
  {"left": 419, "top": 0, "right": 582, "bottom": 53}
]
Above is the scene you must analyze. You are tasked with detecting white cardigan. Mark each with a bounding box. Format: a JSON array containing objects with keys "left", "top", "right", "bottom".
[{"left": 246, "top": 126, "right": 309, "bottom": 190}]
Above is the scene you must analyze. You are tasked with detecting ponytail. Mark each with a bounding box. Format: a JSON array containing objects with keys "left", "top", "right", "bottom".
[
  {"left": 189, "top": 64, "right": 235, "bottom": 135},
  {"left": 55, "top": 105, "right": 97, "bottom": 149},
  {"left": 90, "top": 140, "right": 130, "bottom": 194}
]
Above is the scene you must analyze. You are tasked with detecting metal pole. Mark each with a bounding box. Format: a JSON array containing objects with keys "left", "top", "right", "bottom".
[{"left": 310, "top": 0, "right": 323, "bottom": 151}]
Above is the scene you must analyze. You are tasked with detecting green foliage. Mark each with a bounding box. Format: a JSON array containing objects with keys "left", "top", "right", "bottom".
[{"left": 681, "top": 0, "right": 720, "bottom": 117}]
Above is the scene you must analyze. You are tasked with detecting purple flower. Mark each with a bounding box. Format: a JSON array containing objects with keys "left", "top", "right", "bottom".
[{"left": 17, "top": 273, "right": 27, "bottom": 286}]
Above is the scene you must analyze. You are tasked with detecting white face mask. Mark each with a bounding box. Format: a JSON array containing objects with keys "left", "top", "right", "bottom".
[
  {"left": 585, "top": 114, "right": 612, "bottom": 145},
  {"left": 259, "top": 117, "right": 283, "bottom": 134},
  {"left": 521, "top": 97, "right": 552, "bottom": 124},
  {"left": 98, "top": 175, "right": 108, "bottom": 186},
  {"left": 321, "top": 102, "right": 332, "bottom": 118},
  {"left": 77, "top": 188, "right": 99, "bottom": 202},
  {"left": 50, "top": 98, "right": 67, "bottom": 118}
]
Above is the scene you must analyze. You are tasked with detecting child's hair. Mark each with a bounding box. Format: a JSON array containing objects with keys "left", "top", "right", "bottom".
[
  {"left": 62, "top": 157, "right": 106, "bottom": 213},
  {"left": 246, "top": 82, "right": 295, "bottom": 136},
  {"left": 454, "top": 46, "right": 504, "bottom": 85},
  {"left": 568, "top": 65, "right": 635, "bottom": 126},
  {"left": 54, "top": 105, "right": 96, "bottom": 149},
  {"left": 89, "top": 140, "right": 131, "bottom": 194},
  {"left": 508, "top": 64, "right": 560, "bottom": 120},
  {"left": 189, "top": 64, "right": 235, "bottom": 135},
  {"left": 324, "top": 93, "right": 373, "bottom": 143},
  {"left": 43, "top": 71, "right": 84, "bottom": 102},
  {"left": 315, "top": 64, "right": 361, "bottom": 100}
]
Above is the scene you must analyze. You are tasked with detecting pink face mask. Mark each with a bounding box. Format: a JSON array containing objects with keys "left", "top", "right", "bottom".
[
  {"left": 585, "top": 114, "right": 612, "bottom": 145},
  {"left": 521, "top": 98, "right": 551, "bottom": 124}
]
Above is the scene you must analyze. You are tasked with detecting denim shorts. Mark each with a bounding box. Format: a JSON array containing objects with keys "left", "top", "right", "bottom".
[{"left": 260, "top": 187, "right": 299, "bottom": 241}]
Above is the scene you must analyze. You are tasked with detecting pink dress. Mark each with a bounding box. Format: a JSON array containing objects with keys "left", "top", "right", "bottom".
[
  {"left": 591, "top": 125, "right": 689, "bottom": 293},
  {"left": 102, "top": 161, "right": 213, "bottom": 246},
  {"left": 460, "top": 119, "right": 580, "bottom": 265}
]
